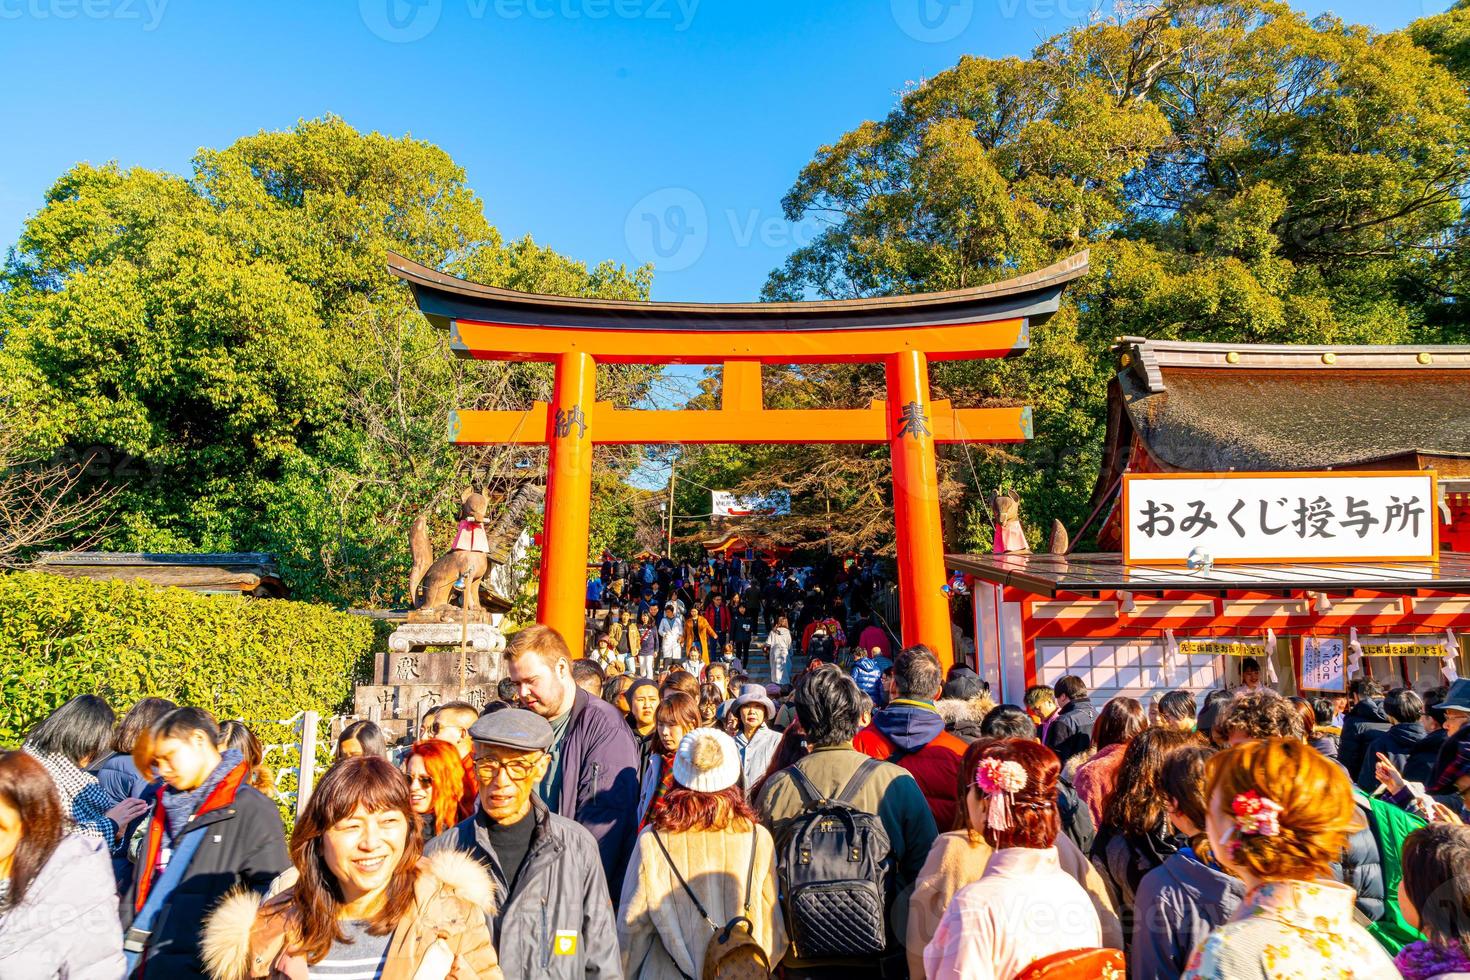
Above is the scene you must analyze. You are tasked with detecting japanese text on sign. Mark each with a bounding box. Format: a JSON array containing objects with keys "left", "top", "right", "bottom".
[
  {"left": 1359, "top": 636, "right": 1453, "bottom": 658},
  {"left": 1177, "top": 639, "right": 1266, "bottom": 657},
  {"left": 711, "top": 490, "right": 791, "bottom": 518},
  {"left": 1123, "top": 472, "right": 1437, "bottom": 564},
  {"left": 1300, "top": 637, "right": 1346, "bottom": 693}
]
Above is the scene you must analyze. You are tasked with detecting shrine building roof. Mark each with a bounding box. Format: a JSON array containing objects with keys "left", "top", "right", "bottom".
[
  {"left": 33, "top": 551, "right": 288, "bottom": 598},
  {"left": 1107, "top": 337, "right": 1470, "bottom": 474}
]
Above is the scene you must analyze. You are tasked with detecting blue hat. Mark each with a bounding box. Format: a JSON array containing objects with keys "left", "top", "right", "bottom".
[{"left": 1435, "top": 679, "right": 1470, "bottom": 713}]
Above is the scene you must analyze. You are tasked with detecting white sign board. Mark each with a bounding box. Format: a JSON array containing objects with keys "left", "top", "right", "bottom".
[
  {"left": 1300, "top": 636, "right": 1346, "bottom": 693},
  {"left": 712, "top": 489, "right": 790, "bottom": 518},
  {"left": 1123, "top": 472, "right": 1437, "bottom": 564}
]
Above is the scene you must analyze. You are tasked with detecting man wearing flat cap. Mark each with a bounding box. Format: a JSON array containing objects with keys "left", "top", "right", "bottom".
[{"left": 427, "top": 707, "right": 622, "bottom": 980}]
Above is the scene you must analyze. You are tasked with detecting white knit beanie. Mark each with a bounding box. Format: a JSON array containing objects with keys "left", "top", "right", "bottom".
[{"left": 671, "top": 728, "right": 741, "bottom": 794}]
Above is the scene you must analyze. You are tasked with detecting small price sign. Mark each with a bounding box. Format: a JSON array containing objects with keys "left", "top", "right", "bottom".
[{"left": 1300, "top": 636, "right": 1346, "bottom": 693}]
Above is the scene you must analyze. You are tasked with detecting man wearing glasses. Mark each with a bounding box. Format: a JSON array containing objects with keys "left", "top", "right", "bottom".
[
  {"left": 430, "top": 699, "right": 482, "bottom": 802},
  {"left": 427, "top": 707, "right": 622, "bottom": 979},
  {"left": 503, "top": 624, "right": 641, "bottom": 894}
]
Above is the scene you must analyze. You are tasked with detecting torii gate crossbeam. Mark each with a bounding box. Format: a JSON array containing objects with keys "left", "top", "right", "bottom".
[{"left": 390, "top": 251, "right": 1089, "bottom": 669}]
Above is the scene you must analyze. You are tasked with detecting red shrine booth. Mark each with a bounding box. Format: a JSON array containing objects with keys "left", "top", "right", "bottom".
[{"left": 954, "top": 338, "right": 1470, "bottom": 706}]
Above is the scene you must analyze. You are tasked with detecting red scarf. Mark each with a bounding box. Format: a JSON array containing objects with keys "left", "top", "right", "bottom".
[{"left": 642, "top": 751, "right": 679, "bottom": 830}]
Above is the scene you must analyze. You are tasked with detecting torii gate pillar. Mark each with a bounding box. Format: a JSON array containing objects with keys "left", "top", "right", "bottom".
[
  {"left": 539, "top": 351, "right": 597, "bottom": 647},
  {"left": 887, "top": 350, "right": 952, "bottom": 663}
]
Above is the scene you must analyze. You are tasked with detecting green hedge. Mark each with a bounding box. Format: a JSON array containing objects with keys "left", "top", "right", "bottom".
[{"left": 0, "top": 571, "right": 377, "bottom": 746}]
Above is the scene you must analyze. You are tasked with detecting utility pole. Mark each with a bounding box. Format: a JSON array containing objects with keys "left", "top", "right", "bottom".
[{"left": 666, "top": 452, "right": 677, "bottom": 558}]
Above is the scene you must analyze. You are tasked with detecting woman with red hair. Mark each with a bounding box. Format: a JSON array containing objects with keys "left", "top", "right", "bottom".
[
  {"left": 406, "top": 739, "right": 472, "bottom": 841},
  {"left": 619, "top": 728, "right": 787, "bottom": 978},
  {"left": 923, "top": 738, "right": 1108, "bottom": 980},
  {"left": 1181, "top": 738, "right": 1398, "bottom": 979},
  {"left": 906, "top": 738, "right": 1122, "bottom": 978}
]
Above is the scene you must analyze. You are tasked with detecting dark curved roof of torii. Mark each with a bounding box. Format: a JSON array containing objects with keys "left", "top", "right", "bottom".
[{"left": 387, "top": 250, "right": 1089, "bottom": 332}]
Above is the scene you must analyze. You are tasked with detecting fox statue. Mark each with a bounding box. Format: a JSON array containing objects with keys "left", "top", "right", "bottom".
[
  {"left": 408, "top": 484, "right": 545, "bottom": 614},
  {"left": 989, "top": 490, "right": 1069, "bottom": 557}
]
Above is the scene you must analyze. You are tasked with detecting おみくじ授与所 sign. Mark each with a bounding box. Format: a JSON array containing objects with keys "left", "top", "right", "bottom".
[{"left": 1123, "top": 472, "right": 1437, "bottom": 564}]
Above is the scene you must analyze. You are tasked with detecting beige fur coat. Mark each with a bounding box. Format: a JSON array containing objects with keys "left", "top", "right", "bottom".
[{"left": 201, "top": 850, "right": 502, "bottom": 980}]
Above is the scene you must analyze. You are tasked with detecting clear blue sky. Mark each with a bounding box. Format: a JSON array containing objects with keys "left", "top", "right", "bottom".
[{"left": 0, "top": 0, "right": 1448, "bottom": 304}]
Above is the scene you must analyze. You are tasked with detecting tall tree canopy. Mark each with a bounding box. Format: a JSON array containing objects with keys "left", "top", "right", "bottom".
[
  {"left": 0, "top": 117, "right": 654, "bottom": 605},
  {"left": 747, "top": 0, "right": 1470, "bottom": 554}
]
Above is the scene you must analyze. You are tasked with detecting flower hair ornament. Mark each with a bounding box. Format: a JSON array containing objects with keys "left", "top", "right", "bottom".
[
  {"left": 974, "top": 758, "right": 1029, "bottom": 831},
  {"left": 1231, "top": 790, "right": 1284, "bottom": 842}
]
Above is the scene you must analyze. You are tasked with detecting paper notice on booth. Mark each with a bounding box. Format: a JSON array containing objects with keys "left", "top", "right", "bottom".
[{"left": 1300, "top": 636, "right": 1346, "bottom": 693}]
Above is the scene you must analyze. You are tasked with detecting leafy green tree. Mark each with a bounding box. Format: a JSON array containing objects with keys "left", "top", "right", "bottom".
[
  {"left": 0, "top": 117, "right": 654, "bottom": 604},
  {"left": 1411, "top": 0, "right": 1470, "bottom": 83},
  {"left": 756, "top": 0, "right": 1470, "bottom": 551}
]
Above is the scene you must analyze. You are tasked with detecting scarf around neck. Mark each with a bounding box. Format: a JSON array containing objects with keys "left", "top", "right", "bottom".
[
  {"left": 1396, "top": 940, "right": 1470, "bottom": 980},
  {"left": 162, "top": 748, "right": 243, "bottom": 842},
  {"left": 642, "top": 750, "right": 679, "bottom": 830}
]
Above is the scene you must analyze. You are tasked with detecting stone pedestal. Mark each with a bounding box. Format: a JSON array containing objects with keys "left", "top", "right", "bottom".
[{"left": 353, "top": 623, "right": 506, "bottom": 741}]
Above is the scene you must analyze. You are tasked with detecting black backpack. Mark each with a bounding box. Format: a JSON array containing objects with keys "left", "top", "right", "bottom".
[
  {"left": 774, "top": 758, "right": 892, "bottom": 960},
  {"left": 806, "top": 632, "right": 835, "bottom": 662}
]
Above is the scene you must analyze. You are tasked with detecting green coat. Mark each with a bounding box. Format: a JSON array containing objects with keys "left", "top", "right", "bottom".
[{"left": 756, "top": 746, "right": 938, "bottom": 887}]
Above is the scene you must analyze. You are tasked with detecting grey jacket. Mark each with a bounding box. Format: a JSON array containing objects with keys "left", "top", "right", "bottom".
[
  {"left": 0, "top": 834, "right": 125, "bottom": 980},
  {"left": 428, "top": 795, "right": 623, "bottom": 980},
  {"left": 1130, "top": 848, "right": 1245, "bottom": 980}
]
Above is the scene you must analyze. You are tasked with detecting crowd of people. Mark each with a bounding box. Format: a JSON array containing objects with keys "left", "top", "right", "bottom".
[
  {"left": 581, "top": 551, "right": 922, "bottom": 685},
  {"left": 6, "top": 624, "right": 1470, "bottom": 979}
]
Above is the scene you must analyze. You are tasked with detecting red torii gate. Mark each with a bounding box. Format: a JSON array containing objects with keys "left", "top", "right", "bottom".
[{"left": 389, "top": 251, "right": 1089, "bottom": 668}]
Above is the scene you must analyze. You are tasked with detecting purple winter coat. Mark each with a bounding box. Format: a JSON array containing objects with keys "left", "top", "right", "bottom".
[{"left": 554, "top": 685, "right": 641, "bottom": 896}]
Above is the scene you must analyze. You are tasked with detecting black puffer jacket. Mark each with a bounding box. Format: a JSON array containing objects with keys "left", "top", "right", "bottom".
[
  {"left": 1334, "top": 797, "right": 1385, "bottom": 924},
  {"left": 1339, "top": 699, "right": 1392, "bottom": 780},
  {"left": 1058, "top": 775, "right": 1096, "bottom": 858},
  {"left": 118, "top": 763, "right": 289, "bottom": 979},
  {"left": 1358, "top": 723, "right": 1444, "bottom": 791},
  {"left": 1090, "top": 821, "right": 1183, "bottom": 953},
  {"left": 1044, "top": 697, "right": 1097, "bottom": 768}
]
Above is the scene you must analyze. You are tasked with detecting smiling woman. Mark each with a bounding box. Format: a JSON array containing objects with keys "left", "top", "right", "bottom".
[{"left": 202, "top": 755, "right": 503, "bottom": 980}]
